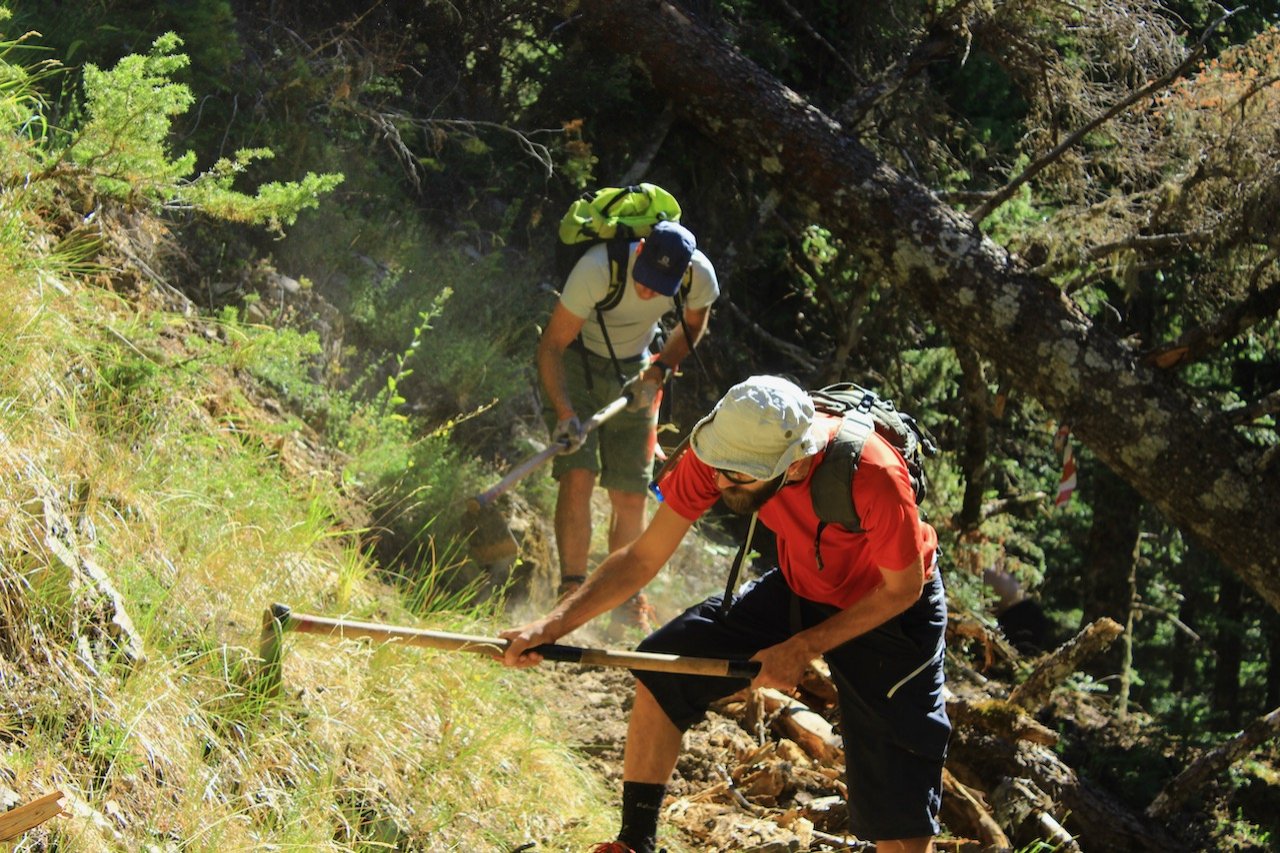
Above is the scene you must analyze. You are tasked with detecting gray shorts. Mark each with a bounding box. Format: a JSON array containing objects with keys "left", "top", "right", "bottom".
[{"left": 543, "top": 348, "right": 658, "bottom": 494}]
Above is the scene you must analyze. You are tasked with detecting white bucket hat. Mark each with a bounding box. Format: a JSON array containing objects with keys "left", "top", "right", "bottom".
[{"left": 690, "top": 375, "right": 826, "bottom": 480}]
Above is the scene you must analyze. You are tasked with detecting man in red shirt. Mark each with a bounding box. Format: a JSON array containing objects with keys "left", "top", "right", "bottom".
[{"left": 502, "top": 375, "right": 949, "bottom": 853}]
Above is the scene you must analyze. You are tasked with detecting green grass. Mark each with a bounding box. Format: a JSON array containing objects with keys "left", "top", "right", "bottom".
[
  {"left": 0, "top": 231, "right": 622, "bottom": 851},
  {"left": 0, "top": 28, "right": 623, "bottom": 850}
]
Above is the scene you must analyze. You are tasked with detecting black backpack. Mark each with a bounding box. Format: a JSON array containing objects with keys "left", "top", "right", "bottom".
[
  {"left": 717, "top": 382, "right": 937, "bottom": 605},
  {"left": 808, "top": 382, "right": 936, "bottom": 532}
]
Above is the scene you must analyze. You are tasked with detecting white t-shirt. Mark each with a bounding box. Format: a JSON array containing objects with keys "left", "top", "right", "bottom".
[{"left": 560, "top": 241, "right": 719, "bottom": 359}]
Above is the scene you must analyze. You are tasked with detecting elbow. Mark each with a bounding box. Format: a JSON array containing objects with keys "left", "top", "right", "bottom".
[{"left": 886, "top": 579, "right": 925, "bottom": 615}]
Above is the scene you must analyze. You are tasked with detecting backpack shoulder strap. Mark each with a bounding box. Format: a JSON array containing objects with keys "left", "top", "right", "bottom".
[
  {"left": 582, "top": 239, "right": 633, "bottom": 384},
  {"left": 594, "top": 239, "right": 633, "bottom": 313},
  {"left": 809, "top": 410, "right": 875, "bottom": 532}
]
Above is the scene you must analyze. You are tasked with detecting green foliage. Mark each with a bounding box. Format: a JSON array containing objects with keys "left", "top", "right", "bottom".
[
  {"left": 180, "top": 149, "right": 345, "bottom": 233},
  {"left": 213, "top": 305, "right": 325, "bottom": 395},
  {"left": 64, "top": 32, "right": 197, "bottom": 198},
  {"left": 0, "top": 28, "right": 53, "bottom": 142},
  {"left": 0, "top": 25, "right": 56, "bottom": 277},
  {"left": 58, "top": 32, "right": 341, "bottom": 228},
  {"left": 375, "top": 291, "right": 453, "bottom": 421},
  {"left": 978, "top": 155, "right": 1051, "bottom": 239}
]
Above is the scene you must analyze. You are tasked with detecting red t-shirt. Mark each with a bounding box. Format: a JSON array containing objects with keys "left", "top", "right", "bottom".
[{"left": 659, "top": 414, "right": 938, "bottom": 609}]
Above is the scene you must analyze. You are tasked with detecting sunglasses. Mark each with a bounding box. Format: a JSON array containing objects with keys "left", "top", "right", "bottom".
[{"left": 715, "top": 468, "right": 758, "bottom": 485}]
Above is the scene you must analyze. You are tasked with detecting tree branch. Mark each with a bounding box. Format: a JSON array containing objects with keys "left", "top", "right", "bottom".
[
  {"left": 971, "top": 9, "right": 1238, "bottom": 223},
  {"left": 977, "top": 491, "right": 1050, "bottom": 523},
  {"left": 769, "top": 0, "right": 862, "bottom": 84},
  {"left": 721, "top": 299, "right": 821, "bottom": 375},
  {"left": 1084, "top": 230, "right": 1217, "bottom": 262},
  {"left": 619, "top": 102, "right": 676, "bottom": 184},
  {"left": 1008, "top": 617, "right": 1125, "bottom": 712},
  {"left": 1146, "top": 704, "right": 1280, "bottom": 819},
  {"left": 1145, "top": 252, "right": 1280, "bottom": 369},
  {"left": 834, "top": 0, "right": 981, "bottom": 127}
]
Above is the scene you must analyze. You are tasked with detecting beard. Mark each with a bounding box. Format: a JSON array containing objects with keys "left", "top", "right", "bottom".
[{"left": 720, "top": 473, "right": 786, "bottom": 515}]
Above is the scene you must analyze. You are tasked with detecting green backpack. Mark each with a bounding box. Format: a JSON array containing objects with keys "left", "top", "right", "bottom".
[
  {"left": 555, "top": 182, "right": 683, "bottom": 283},
  {"left": 808, "top": 383, "right": 936, "bottom": 532},
  {"left": 554, "top": 183, "right": 695, "bottom": 381}
]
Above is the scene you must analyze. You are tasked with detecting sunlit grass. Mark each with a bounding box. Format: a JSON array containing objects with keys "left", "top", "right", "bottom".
[
  {"left": 1, "top": 250, "right": 622, "bottom": 849},
  {"left": 0, "top": 205, "right": 612, "bottom": 853},
  {"left": 0, "top": 22, "right": 633, "bottom": 848}
]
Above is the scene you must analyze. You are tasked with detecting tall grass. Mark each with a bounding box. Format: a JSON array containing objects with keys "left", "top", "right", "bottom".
[{"left": 0, "top": 19, "right": 625, "bottom": 852}]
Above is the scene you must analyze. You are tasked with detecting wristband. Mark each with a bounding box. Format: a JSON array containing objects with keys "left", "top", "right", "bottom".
[{"left": 652, "top": 359, "right": 675, "bottom": 382}]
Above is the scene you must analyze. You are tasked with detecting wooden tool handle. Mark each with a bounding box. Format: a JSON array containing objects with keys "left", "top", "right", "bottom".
[
  {"left": 265, "top": 604, "right": 760, "bottom": 680},
  {"left": 467, "top": 395, "right": 631, "bottom": 510}
]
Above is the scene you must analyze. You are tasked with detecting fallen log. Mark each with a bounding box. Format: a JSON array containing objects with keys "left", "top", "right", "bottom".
[
  {"left": 948, "top": 612, "right": 1019, "bottom": 672},
  {"left": 991, "top": 776, "right": 1080, "bottom": 852},
  {"left": 797, "top": 658, "right": 839, "bottom": 708},
  {"left": 663, "top": 797, "right": 816, "bottom": 851},
  {"left": 1008, "top": 617, "right": 1123, "bottom": 712},
  {"left": 939, "top": 768, "right": 1011, "bottom": 850},
  {"left": 752, "top": 687, "right": 844, "bottom": 765},
  {"left": 948, "top": 730, "right": 1188, "bottom": 852},
  {"left": 949, "top": 698, "right": 1059, "bottom": 747},
  {"left": 1146, "top": 703, "right": 1280, "bottom": 820}
]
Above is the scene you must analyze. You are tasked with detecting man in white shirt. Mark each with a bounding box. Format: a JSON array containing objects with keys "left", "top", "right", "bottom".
[{"left": 537, "top": 221, "right": 719, "bottom": 630}]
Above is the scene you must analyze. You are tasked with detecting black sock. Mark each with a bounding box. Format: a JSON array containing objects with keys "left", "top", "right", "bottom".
[{"left": 618, "top": 780, "right": 666, "bottom": 853}]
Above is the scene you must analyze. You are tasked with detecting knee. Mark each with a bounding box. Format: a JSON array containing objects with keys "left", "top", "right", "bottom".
[{"left": 609, "top": 490, "right": 647, "bottom": 515}]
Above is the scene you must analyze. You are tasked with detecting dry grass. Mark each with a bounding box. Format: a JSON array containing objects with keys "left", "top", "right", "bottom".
[{"left": 0, "top": 201, "right": 619, "bottom": 853}]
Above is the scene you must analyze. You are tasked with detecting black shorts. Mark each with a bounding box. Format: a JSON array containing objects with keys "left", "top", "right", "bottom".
[{"left": 634, "top": 568, "right": 950, "bottom": 841}]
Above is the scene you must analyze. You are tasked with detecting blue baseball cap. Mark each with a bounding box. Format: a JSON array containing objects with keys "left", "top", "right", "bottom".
[{"left": 632, "top": 221, "right": 695, "bottom": 296}]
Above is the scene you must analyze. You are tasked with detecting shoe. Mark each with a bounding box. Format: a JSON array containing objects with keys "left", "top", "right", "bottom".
[
  {"left": 609, "top": 592, "right": 656, "bottom": 635},
  {"left": 557, "top": 575, "right": 586, "bottom": 602}
]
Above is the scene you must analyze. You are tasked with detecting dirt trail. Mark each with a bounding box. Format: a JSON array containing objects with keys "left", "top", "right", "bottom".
[{"left": 507, "top": 498, "right": 842, "bottom": 853}]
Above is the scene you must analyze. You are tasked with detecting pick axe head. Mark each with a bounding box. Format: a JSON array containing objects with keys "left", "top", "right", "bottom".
[
  {"left": 254, "top": 603, "right": 292, "bottom": 697},
  {"left": 461, "top": 497, "right": 519, "bottom": 562}
]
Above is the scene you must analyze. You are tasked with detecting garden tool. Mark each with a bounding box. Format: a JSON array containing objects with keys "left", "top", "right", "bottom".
[
  {"left": 462, "top": 394, "right": 630, "bottom": 561},
  {"left": 256, "top": 603, "right": 759, "bottom": 696}
]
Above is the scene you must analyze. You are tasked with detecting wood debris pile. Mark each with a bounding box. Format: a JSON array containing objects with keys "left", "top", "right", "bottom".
[{"left": 660, "top": 615, "right": 1205, "bottom": 852}]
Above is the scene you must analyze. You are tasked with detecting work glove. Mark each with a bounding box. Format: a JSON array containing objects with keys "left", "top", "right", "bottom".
[
  {"left": 551, "top": 415, "right": 585, "bottom": 455},
  {"left": 622, "top": 370, "right": 663, "bottom": 413}
]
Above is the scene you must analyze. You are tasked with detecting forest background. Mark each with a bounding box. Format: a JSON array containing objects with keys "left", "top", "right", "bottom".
[{"left": 2, "top": 0, "right": 1280, "bottom": 850}]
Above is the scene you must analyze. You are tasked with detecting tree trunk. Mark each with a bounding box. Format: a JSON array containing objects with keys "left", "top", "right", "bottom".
[
  {"left": 955, "top": 344, "right": 991, "bottom": 532},
  {"left": 1213, "top": 571, "right": 1244, "bottom": 730},
  {"left": 948, "top": 732, "right": 1188, "bottom": 852},
  {"left": 1081, "top": 465, "right": 1143, "bottom": 628},
  {"left": 577, "top": 0, "right": 1280, "bottom": 609},
  {"left": 1171, "top": 554, "right": 1209, "bottom": 695},
  {"left": 1266, "top": 608, "right": 1280, "bottom": 709}
]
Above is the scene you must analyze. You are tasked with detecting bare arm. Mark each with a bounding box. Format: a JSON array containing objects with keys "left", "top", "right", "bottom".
[
  {"left": 500, "top": 504, "right": 694, "bottom": 666},
  {"left": 749, "top": 555, "right": 927, "bottom": 691},
  {"left": 536, "top": 302, "right": 587, "bottom": 421}
]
